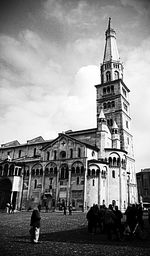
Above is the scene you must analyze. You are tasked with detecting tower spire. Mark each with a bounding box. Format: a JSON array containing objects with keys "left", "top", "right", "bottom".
[
  {"left": 100, "top": 18, "right": 123, "bottom": 83},
  {"left": 108, "top": 17, "right": 111, "bottom": 32}
]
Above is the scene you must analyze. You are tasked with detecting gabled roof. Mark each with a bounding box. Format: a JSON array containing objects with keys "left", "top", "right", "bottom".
[
  {"left": 27, "top": 136, "right": 45, "bottom": 144},
  {"left": 42, "top": 132, "right": 99, "bottom": 152},
  {"left": 1, "top": 140, "right": 20, "bottom": 148}
]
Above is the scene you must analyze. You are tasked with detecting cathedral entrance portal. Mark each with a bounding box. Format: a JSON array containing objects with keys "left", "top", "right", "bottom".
[{"left": 0, "top": 178, "right": 12, "bottom": 209}]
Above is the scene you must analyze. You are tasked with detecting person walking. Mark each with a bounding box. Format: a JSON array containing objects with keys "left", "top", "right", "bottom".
[
  {"left": 69, "top": 204, "right": 72, "bottom": 215},
  {"left": 30, "top": 207, "right": 41, "bottom": 244}
]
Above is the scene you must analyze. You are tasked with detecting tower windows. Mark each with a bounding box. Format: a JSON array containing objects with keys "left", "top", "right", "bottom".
[
  {"left": 77, "top": 177, "right": 79, "bottom": 185},
  {"left": 103, "top": 85, "right": 114, "bottom": 95},
  {"left": 111, "top": 85, "right": 114, "bottom": 93},
  {"left": 107, "top": 119, "right": 113, "bottom": 126},
  {"left": 103, "top": 88, "right": 106, "bottom": 94},
  {"left": 103, "top": 101, "right": 115, "bottom": 109},
  {"left": 114, "top": 71, "right": 119, "bottom": 80},
  {"left": 106, "top": 71, "right": 111, "bottom": 82},
  {"left": 123, "top": 102, "right": 128, "bottom": 111},
  {"left": 126, "top": 121, "right": 129, "bottom": 129},
  {"left": 122, "top": 87, "right": 126, "bottom": 97}
]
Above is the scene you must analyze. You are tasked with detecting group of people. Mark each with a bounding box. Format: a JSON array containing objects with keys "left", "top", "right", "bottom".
[
  {"left": 86, "top": 202, "right": 144, "bottom": 241},
  {"left": 63, "top": 204, "right": 72, "bottom": 215}
]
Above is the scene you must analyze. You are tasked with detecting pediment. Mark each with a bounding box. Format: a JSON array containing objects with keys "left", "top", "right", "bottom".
[{"left": 43, "top": 133, "right": 83, "bottom": 151}]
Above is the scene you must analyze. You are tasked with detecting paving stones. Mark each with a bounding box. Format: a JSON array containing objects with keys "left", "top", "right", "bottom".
[{"left": 0, "top": 211, "right": 150, "bottom": 256}]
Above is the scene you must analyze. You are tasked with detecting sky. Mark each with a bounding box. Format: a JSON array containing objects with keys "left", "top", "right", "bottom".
[{"left": 0, "top": 0, "right": 150, "bottom": 172}]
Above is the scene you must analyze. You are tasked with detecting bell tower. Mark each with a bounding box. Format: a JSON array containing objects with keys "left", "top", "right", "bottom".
[
  {"left": 96, "top": 18, "right": 133, "bottom": 155},
  {"left": 95, "top": 18, "right": 137, "bottom": 204}
]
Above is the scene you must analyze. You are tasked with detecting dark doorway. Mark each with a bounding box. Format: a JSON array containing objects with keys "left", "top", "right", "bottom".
[{"left": 0, "top": 178, "right": 12, "bottom": 209}]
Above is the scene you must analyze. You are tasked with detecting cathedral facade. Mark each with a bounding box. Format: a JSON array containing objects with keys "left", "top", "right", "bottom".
[{"left": 0, "top": 19, "right": 137, "bottom": 212}]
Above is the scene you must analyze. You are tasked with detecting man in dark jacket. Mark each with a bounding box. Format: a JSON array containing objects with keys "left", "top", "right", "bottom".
[{"left": 30, "top": 207, "right": 41, "bottom": 243}]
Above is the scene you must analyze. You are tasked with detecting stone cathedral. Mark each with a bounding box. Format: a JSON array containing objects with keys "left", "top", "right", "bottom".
[{"left": 0, "top": 19, "right": 137, "bottom": 212}]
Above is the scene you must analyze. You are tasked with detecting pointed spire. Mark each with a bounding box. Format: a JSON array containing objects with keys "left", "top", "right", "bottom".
[
  {"left": 98, "top": 107, "right": 106, "bottom": 120},
  {"left": 112, "top": 120, "right": 118, "bottom": 129},
  {"left": 103, "top": 18, "right": 120, "bottom": 63},
  {"left": 108, "top": 17, "right": 111, "bottom": 32}
]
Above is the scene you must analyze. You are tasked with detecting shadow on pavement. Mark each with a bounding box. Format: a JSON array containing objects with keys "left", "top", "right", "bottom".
[{"left": 14, "top": 226, "right": 150, "bottom": 249}]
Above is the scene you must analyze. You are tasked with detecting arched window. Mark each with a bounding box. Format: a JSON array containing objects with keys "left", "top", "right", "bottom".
[
  {"left": 50, "top": 168, "right": 53, "bottom": 175},
  {"left": 33, "top": 148, "right": 36, "bottom": 157},
  {"left": 106, "top": 71, "right": 111, "bottom": 82},
  {"left": 70, "top": 148, "right": 73, "bottom": 158},
  {"left": 77, "top": 177, "right": 79, "bottom": 185},
  {"left": 112, "top": 170, "right": 115, "bottom": 178},
  {"left": 18, "top": 168, "right": 21, "bottom": 176},
  {"left": 76, "top": 166, "right": 80, "bottom": 174},
  {"left": 78, "top": 148, "right": 81, "bottom": 158},
  {"left": 60, "top": 167, "right": 65, "bottom": 179},
  {"left": 114, "top": 71, "right": 119, "bottom": 80},
  {"left": 111, "top": 101, "right": 115, "bottom": 108},
  {"left": 65, "top": 169, "right": 69, "bottom": 179},
  {"left": 88, "top": 169, "right": 91, "bottom": 176},
  {"left": 36, "top": 169, "right": 39, "bottom": 176},
  {"left": 92, "top": 169, "right": 95, "bottom": 176},
  {"left": 60, "top": 151, "right": 66, "bottom": 158},
  {"left": 93, "top": 179, "right": 95, "bottom": 186},
  {"left": 81, "top": 166, "right": 84, "bottom": 174},
  {"left": 107, "top": 102, "right": 111, "bottom": 108},
  {"left": 96, "top": 169, "right": 100, "bottom": 176},
  {"left": 9, "top": 165, "right": 14, "bottom": 176},
  {"left": 111, "top": 85, "right": 114, "bottom": 93},
  {"left": 34, "top": 179, "right": 37, "bottom": 189},
  {"left": 117, "top": 158, "right": 120, "bottom": 167},
  {"left": 45, "top": 167, "right": 49, "bottom": 176},
  {"left": 71, "top": 167, "right": 75, "bottom": 174},
  {"left": 103, "top": 88, "right": 106, "bottom": 94},
  {"left": 40, "top": 168, "right": 43, "bottom": 176},
  {"left": 107, "top": 86, "right": 110, "bottom": 93},
  {"left": 109, "top": 157, "right": 112, "bottom": 167},
  {"left": 113, "top": 157, "right": 117, "bottom": 166},
  {"left": 54, "top": 150, "right": 57, "bottom": 160},
  {"left": 15, "top": 167, "right": 18, "bottom": 176},
  {"left": 47, "top": 152, "right": 50, "bottom": 161},
  {"left": 32, "top": 169, "right": 35, "bottom": 176},
  {"left": 54, "top": 167, "right": 57, "bottom": 175},
  {"left": 4, "top": 164, "right": 8, "bottom": 176}
]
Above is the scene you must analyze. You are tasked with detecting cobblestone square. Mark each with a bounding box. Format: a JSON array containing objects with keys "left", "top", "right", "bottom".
[{"left": 0, "top": 211, "right": 150, "bottom": 256}]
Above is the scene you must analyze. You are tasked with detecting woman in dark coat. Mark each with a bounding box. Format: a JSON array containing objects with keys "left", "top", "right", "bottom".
[{"left": 30, "top": 208, "right": 41, "bottom": 243}]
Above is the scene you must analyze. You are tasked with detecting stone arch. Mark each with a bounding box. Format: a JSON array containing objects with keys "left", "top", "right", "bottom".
[
  {"left": 45, "top": 162, "right": 57, "bottom": 176},
  {"left": 71, "top": 161, "right": 84, "bottom": 175},
  {"left": 0, "top": 178, "right": 12, "bottom": 209},
  {"left": 31, "top": 163, "right": 43, "bottom": 176},
  {"left": 88, "top": 164, "right": 100, "bottom": 177},
  {"left": 60, "top": 163, "right": 69, "bottom": 179}
]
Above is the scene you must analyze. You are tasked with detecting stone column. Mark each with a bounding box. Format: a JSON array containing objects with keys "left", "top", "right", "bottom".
[{"left": 27, "top": 165, "right": 32, "bottom": 200}]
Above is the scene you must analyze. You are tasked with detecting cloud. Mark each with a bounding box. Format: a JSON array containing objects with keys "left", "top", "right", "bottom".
[
  {"left": 0, "top": 28, "right": 100, "bottom": 145},
  {"left": 124, "top": 36, "right": 150, "bottom": 171}
]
